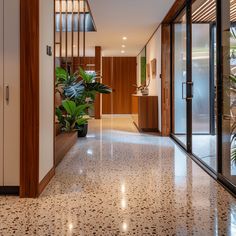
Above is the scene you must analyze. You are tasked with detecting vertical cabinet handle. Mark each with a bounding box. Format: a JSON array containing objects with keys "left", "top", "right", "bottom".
[{"left": 5, "top": 85, "right": 9, "bottom": 103}]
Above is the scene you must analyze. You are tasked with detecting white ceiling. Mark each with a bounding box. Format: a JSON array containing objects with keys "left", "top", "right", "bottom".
[{"left": 85, "top": 0, "right": 175, "bottom": 57}]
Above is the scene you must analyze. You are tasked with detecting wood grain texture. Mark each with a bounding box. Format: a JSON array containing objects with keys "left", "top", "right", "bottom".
[
  {"left": 20, "top": 0, "right": 40, "bottom": 198},
  {"left": 55, "top": 132, "right": 77, "bottom": 166},
  {"left": 102, "top": 57, "right": 113, "bottom": 114},
  {"left": 94, "top": 46, "right": 101, "bottom": 119},
  {"left": 72, "top": 57, "right": 95, "bottom": 71},
  {"left": 38, "top": 167, "right": 55, "bottom": 195},
  {"left": 162, "top": 0, "right": 186, "bottom": 23},
  {"left": 131, "top": 95, "right": 139, "bottom": 126},
  {"left": 161, "top": 24, "right": 171, "bottom": 136},
  {"left": 102, "top": 57, "right": 136, "bottom": 114},
  {"left": 132, "top": 95, "right": 159, "bottom": 132}
]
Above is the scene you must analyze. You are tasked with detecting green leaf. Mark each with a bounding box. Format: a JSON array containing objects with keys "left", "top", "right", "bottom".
[
  {"left": 79, "top": 67, "right": 94, "bottom": 83},
  {"left": 64, "top": 119, "right": 71, "bottom": 132},
  {"left": 62, "top": 100, "right": 76, "bottom": 116},
  {"left": 64, "top": 81, "right": 85, "bottom": 99},
  {"left": 55, "top": 107, "right": 64, "bottom": 123},
  {"left": 56, "top": 67, "right": 68, "bottom": 81},
  {"left": 75, "top": 104, "right": 90, "bottom": 117},
  {"left": 230, "top": 74, "right": 236, "bottom": 84},
  {"left": 86, "top": 82, "right": 112, "bottom": 94},
  {"left": 76, "top": 117, "right": 88, "bottom": 126}
]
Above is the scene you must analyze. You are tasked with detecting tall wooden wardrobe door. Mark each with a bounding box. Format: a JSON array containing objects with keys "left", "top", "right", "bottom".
[
  {"left": 0, "top": 0, "right": 20, "bottom": 189},
  {"left": 0, "top": 0, "right": 4, "bottom": 186},
  {"left": 4, "top": 0, "right": 20, "bottom": 186}
]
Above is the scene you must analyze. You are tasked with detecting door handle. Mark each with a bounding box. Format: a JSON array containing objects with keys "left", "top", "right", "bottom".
[
  {"left": 186, "top": 82, "right": 194, "bottom": 100},
  {"left": 5, "top": 85, "right": 9, "bottom": 104},
  {"left": 182, "top": 82, "right": 186, "bottom": 100},
  {"left": 182, "top": 82, "right": 193, "bottom": 100}
]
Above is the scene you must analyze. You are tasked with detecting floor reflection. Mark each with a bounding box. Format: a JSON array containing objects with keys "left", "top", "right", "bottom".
[{"left": 0, "top": 115, "right": 236, "bottom": 235}]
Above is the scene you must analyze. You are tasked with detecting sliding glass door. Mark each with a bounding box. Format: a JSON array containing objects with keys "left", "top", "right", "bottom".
[
  {"left": 172, "top": 9, "right": 187, "bottom": 147},
  {"left": 191, "top": 0, "right": 217, "bottom": 171},
  {"left": 172, "top": 0, "right": 217, "bottom": 171},
  {"left": 171, "top": 0, "right": 236, "bottom": 192},
  {"left": 221, "top": 0, "right": 236, "bottom": 187}
]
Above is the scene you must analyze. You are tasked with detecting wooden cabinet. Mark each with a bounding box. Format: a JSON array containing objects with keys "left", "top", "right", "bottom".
[
  {"left": 132, "top": 95, "right": 159, "bottom": 132},
  {"left": 0, "top": 0, "right": 20, "bottom": 192}
]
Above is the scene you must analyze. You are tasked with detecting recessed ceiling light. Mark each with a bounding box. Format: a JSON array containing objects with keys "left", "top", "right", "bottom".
[
  {"left": 122, "top": 45, "right": 126, "bottom": 48},
  {"left": 122, "top": 36, "right": 127, "bottom": 40},
  {"left": 121, "top": 50, "right": 125, "bottom": 54}
]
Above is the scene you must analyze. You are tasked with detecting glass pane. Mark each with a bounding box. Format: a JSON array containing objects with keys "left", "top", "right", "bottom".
[
  {"left": 191, "top": 0, "right": 217, "bottom": 171},
  {"left": 222, "top": 0, "right": 236, "bottom": 185},
  {"left": 173, "top": 9, "right": 187, "bottom": 146}
]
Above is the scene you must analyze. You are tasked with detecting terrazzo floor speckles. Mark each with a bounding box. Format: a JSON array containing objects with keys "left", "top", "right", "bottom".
[{"left": 1, "top": 115, "right": 236, "bottom": 235}]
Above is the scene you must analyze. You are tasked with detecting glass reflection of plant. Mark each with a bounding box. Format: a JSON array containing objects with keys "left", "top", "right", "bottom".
[
  {"left": 230, "top": 27, "right": 236, "bottom": 162},
  {"left": 229, "top": 74, "right": 236, "bottom": 162}
]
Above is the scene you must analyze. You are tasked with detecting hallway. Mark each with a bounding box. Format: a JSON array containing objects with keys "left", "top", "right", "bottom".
[{"left": 1, "top": 116, "right": 236, "bottom": 235}]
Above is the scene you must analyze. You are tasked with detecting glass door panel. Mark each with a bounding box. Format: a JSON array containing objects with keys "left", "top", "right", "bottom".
[
  {"left": 172, "top": 9, "right": 187, "bottom": 147},
  {"left": 222, "top": 0, "right": 236, "bottom": 186},
  {"left": 191, "top": 0, "right": 217, "bottom": 171}
]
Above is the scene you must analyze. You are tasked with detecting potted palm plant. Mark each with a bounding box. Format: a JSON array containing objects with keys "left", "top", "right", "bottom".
[{"left": 55, "top": 67, "right": 112, "bottom": 137}]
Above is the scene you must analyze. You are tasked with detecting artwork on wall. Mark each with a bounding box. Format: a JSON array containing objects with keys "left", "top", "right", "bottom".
[
  {"left": 151, "top": 58, "right": 157, "bottom": 78},
  {"left": 140, "top": 47, "right": 146, "bottom": 85},
  {"left": 146, "top": 63, "right": 150, "bottom": 78}
]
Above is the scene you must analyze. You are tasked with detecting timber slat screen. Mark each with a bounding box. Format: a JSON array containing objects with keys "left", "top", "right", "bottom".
[
  {"left": 55, "top": 0, "right": 93, "bottom": 72},
  {"left": 192, "top": 0, "right": 236, "bottom": 23}
]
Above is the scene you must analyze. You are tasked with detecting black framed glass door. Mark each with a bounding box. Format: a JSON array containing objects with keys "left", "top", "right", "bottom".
[
  {"left": 172, "top": 1, "right": 193, "bottom": 152},
  {"left": 172, "top": 0, "right": 217, "bottom": 171},
  {"left": 220, "top": 0, "right": 236, "bottom": 188},
  {"left": 191, "top": 0, "right": 217, "bottom": 172},
  {"left": 171, "top": 0, "right": 236, "bottom": 194},
  {"left": 172, "top": 8, "right": 187, "bottom": 147}
]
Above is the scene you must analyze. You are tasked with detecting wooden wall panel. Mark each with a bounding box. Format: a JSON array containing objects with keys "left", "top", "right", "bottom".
[
  {"left": 162, "top": 0, "right": 186, "bottom": 23},
  {"left": 102, "top": 57, "right": 136, "bottom": 114},
  {"left": 73, "top": 57, "right": 95, "bottom": 71},
  {"left": 102, "top": 57, "right": 113, "bottom": 114},
  {"left": 20, "top": 0, "right": 39, "bottom": 198},
  {"left": 161, "top": 24, "right": 171, "bottom": 136},
  {"left": 94, "top": 46, "right": 101, "bottom": 119}
]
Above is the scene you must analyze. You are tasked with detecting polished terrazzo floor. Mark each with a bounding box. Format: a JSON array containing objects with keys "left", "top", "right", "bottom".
[{"left": 1, "top": 115, "right": 236, "bottom": 235}]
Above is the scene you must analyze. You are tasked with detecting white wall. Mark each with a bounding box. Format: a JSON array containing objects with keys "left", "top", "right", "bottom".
[
  {"left": 39, "top": 0, "right": 54, "bottom": 182},
  {"left": 137, "top": 26, "right": 162, "bottom": 131}
]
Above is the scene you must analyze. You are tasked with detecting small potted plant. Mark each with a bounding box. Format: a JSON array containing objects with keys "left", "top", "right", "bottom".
[{"left": 133, "top": 78, "right": 150, "bottom": 96}]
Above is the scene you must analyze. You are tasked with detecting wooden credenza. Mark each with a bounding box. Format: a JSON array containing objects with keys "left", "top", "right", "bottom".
[{"left": 132, "top": 95, "right": 159, "bottom": 132}]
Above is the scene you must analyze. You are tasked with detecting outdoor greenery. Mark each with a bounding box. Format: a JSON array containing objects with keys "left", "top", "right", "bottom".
[{"left": 229, "top": 27, "right": 236, "bottom": 162}]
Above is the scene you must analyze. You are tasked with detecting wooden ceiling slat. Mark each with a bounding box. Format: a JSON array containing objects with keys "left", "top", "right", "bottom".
[
  {"left": 192, "top": 0, "right": 236, "bottom": 23},
  {"left": 192, "top": 0, "right": 215, "bottom": 21}
]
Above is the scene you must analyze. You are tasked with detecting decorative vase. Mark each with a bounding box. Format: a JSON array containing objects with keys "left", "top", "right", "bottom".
[{"left": 141, "top": 88, "right": 149, "bottom": 96}]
